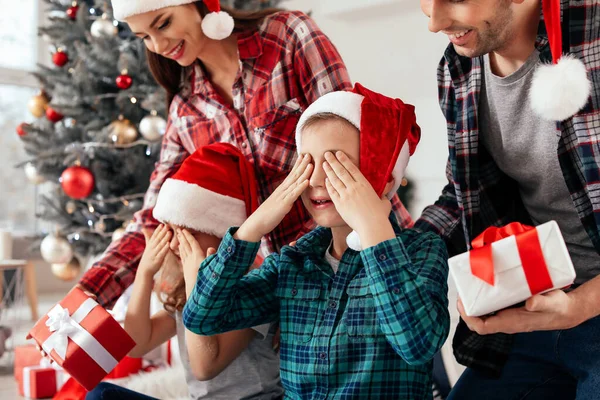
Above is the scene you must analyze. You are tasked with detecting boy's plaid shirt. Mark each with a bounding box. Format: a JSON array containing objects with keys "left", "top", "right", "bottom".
[
  {"left": 79, "top": 11, "right": 412, "bottom": 308},
  {"left": 415, "top": 0, "right": 600, "bottom": 377},
  {"left": 183, "top": 220, "right": 450, "bottom": 400}
]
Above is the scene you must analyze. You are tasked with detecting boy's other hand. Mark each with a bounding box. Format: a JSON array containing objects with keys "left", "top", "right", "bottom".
[{"left": 139, "top": 224, "right": 172, "bottom": 279}]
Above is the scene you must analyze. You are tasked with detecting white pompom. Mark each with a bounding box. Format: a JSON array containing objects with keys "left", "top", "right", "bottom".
[
  {"left": 346, "top": 230, "right": 362, "bottom": 251},
  {"left": 201, "top": 11, "right": 235, "bottom": 40},
  {"left": 529, "top": 54, "right": 591, "bottom": 121}
]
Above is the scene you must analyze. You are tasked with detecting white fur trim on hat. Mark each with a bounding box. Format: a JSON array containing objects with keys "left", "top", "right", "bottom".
[
  {"left": 201, "top": 10, "right": 234, "bottom": 40},
  {"left": 112, "top": 0, "right": 196, "bottom": 21},
  {"left": 152, "top": 178, "right": 247, "bottom": 238},
  {"left": 529, "top": 54, "right": 591, "bottom": 121}
]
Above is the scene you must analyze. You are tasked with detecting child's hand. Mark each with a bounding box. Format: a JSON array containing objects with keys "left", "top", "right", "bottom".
[
  {"left": 139, "top": 224, "right": 172, "bottom": 279},
  {"left": 323, "top": 151, "right": 394, "bottom": 243},
  {"left": 235, "top": 154, "right": 313, "bottom": 243},
  {"left": 177, "top": 229, "right": 216, "bottom": 279}
]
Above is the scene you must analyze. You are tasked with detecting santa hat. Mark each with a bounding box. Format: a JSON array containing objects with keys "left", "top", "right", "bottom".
[
  {"left": 112, "top": 0, "right": 234, "bottom": 40},
  {"left": 152, "top": 143, "right": 258, "bottom": 237},
  {"left": 529, "top": 0, "right": 591, "bottom": 121},
  {"left": 295, "top": 83, "right": 421, "bottom": 251}
]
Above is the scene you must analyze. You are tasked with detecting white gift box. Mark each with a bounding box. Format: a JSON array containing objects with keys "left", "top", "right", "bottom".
[{"left": 449, "top": 221, "right": 576, "bottom": 317}]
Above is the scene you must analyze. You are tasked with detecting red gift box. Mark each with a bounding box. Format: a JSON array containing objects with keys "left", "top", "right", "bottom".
[
  {"left": 14, "top": 344, "right": 43, "bottom": 384},
  {"left": 28, "top": 287, "right": 136, "bottom": 391},
  {"left": 21, "top": 362, "right": 67, "bottom": 398}
]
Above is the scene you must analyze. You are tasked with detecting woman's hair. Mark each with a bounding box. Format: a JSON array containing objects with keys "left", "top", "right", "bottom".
[{"left": 146, "top": 1, "right": 282, "bottom": 108}]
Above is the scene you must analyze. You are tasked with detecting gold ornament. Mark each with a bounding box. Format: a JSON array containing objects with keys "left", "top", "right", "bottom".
[
  {"left": 90, "top": 14, "right": 118, "bottom": 38},
  {"left": 108, "top": 117, "right": 138, "bottom": 145},
  {"left": 139, "top": 111, "right": 167, "bottom": 141},
  {"left": 28, "top": 93, "right": 49, "bottom": 118},
  {"left": 51, "top": 257, "right": 81, "bottom": 281},
  {"left": 65, "top": 200, "right": 77, "bottom": 214}
]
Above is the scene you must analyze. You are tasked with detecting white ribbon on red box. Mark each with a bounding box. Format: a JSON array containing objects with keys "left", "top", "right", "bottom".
[{"left": 41, "top": 297, "right": 119, "bottom": 374}]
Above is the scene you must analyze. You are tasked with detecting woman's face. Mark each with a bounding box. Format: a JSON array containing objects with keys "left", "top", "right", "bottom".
[{"left": 126, "top": 4, "right": 206, "bottom": 66}]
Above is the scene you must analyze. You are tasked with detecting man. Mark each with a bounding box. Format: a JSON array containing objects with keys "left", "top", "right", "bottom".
[{"left": 417, "top": 0, "right": 600, "bottom": 398}]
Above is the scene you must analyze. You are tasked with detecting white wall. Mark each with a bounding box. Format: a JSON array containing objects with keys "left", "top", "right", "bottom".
[{"left": 287, "top": 0, "right": 450, "bottom": 217}]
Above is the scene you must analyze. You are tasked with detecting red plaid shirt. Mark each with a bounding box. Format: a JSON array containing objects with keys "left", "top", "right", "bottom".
[{"left": 80, "top": 11, "right": 413, "bottom": 307}]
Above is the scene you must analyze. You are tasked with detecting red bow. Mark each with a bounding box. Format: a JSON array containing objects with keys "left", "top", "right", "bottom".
[{"left": 469, "top": 222, "right": 554, "bottom": 295}]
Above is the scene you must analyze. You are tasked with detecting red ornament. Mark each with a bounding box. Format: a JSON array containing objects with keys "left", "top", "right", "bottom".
[
  {"left": 66, "top": 5, "right": 79, "bottom": 20},
  {"left": 46, "top": 107, "right": 64, "bottom": 123},
  {"left": 116, "top": 74, "right": 133, "bottom": 90},
  {"left": 16, "top": 123, "right": 27, "bottom": 137},
  {"left": 60, "top": 166, "right": 95, "bottom": 199},
  {"left": 52, "top": 51, "right": 68, "bottom": 67}
]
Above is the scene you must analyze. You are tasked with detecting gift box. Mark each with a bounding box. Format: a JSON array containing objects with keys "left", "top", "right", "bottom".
[
  {"left": 28, "top": 287, "right": 136, "bottom": 391},
  {"left": 14, "top": 344, "right": 43, "bottom": 383},
  {"left": 20, "top": 360, "right": 68, "bottom": 399},
  {"left": 449, "top": 221, "right": 576, "bottom": 317}
]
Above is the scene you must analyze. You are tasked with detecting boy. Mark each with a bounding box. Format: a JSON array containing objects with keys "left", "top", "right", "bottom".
[{"left": 181, "top": 84, "right": 450, "bottom": 399}]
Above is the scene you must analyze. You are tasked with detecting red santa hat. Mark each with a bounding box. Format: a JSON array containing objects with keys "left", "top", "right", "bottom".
[
  {"left": 529, "top": 0, "right": 591, "bottom": 121},
  {"left": 295, "top": 83, "right": 421, "bottom": 250},
  {"left": 152, "top": 143, "right": 258, "bottom": 237},
  {"left": 112, "top": 0, "right": 234, "bottom": 40}
]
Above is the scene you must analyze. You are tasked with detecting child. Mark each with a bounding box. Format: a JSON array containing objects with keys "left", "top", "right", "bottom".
[
  {"left": 181, "top": 84, "right": 450, "bottom": 399},
  {"left": 86, "top": 143, "right": 283, "bottom": 400}
]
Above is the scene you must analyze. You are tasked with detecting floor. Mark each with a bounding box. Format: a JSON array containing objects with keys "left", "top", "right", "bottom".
[{"left": 0, "top": 292, "right": 62, "bottom": 399}]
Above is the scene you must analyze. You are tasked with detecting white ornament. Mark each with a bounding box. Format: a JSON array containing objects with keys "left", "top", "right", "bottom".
[
  {"left": 24, "top": 162, "right": 45, "bottom": 185},
  {"left": 91, "top": 18, "right": 118, "bottom": 38},
  {"left": 139, "top": 114, "right": 167, "bottom": 141},
  {"left": 111, "top": 227, "right": 126, "bottom": 242},
  {"left": 41, "top": 234, "right": 74, "bottom": 264}
]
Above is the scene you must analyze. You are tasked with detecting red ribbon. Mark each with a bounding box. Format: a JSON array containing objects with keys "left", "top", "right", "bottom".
[{"left": 469, "top": 222, "right": 554, "bottom": 294}]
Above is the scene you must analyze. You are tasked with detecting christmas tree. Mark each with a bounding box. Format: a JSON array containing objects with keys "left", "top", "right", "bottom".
[{"left": 18, "top": 0, "right": 282, "bottom": 278}]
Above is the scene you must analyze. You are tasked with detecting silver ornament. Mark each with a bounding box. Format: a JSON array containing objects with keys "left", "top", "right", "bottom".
[
  {"left": 91, "top": 18, "right": 118, "bottom": 38},
  {"left": 24, "top": 162, "right": 45, "bottom": 185},
  {"left": 111, "top": 227, "right": 126, "bottom": 242},
  {"left": 41, "top": 234, "right": 74, "bottom": 264},
  {"left": 139, "top": 114, "right": 167, "bottom": 141}
]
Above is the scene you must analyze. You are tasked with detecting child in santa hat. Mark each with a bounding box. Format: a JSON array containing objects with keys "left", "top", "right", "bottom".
[
  {"left": 86, "top": 143, "right": 283, "bottom": 400},
  {"left": 181, "top": 84, "right": 450, "bottom": 399}
]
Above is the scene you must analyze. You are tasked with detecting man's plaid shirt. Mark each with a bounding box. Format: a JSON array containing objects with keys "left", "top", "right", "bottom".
[
  {"left": 415, "top": 0, "right": 600, "bottom": 377},
  {"left": 79, "top": 11, "right": 411, "bottom": 308},
  {"left": 183, "top": 220, "right": 450, "bottom": 400}
]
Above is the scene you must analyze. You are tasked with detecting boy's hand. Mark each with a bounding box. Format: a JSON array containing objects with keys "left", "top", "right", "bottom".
[
  {"left": 235, "top": 154, "right": 313, "bottom": 243},
  {"left": 139, "top": 224, "right": 172, "bottom": 279},
  {"left": 178, "top": 229, "right": 216, "bottom": 279},
  {"left": 323, "top": 151, "right": 395, "bottom": 246}
]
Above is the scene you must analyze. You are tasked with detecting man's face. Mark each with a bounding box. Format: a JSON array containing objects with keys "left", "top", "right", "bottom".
[{"left": 420, "top": 0, "right": 515, "bottom": 58}]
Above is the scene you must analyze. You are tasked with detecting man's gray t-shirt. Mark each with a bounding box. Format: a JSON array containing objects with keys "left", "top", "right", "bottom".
[
  {"left": 479, "top": 49, "right": 600, "bottom": 284},
  {"left": 175, "top": 312, "right": 283, "bottom": 399}
]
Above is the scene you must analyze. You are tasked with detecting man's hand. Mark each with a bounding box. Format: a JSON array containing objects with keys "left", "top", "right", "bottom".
[{"left": 458, "top": 290, "right": 582, "bottom": 335}]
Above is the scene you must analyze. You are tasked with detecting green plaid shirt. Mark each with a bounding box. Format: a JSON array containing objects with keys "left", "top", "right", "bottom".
[{"left": 183, "top": 220, "right": 450, "bottom": 399}]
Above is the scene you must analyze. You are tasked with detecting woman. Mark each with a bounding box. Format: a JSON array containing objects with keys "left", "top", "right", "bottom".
[{"left": 79, "top": 0, "right": 411, "bottom": 308}]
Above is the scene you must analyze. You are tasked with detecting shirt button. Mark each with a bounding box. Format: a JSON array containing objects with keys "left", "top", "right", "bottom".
[
  {"left": 379, "top": 254, "right": 387, "bottom": 261},
  {"left": 241, "top": 142, "right": 247, "bottom": 149},
  {"left": 291, "top": 288, "right": 298, "bottom": 296},
  {"left": 211, "top": 273, "right": 218, "bottom": 279},
  {"left": 226, "top": 246, "right": 233, "bottom": 253},
  {"left": 392, "top": 287, "right": 400, "bottom": 294},
  {"left": 329, "top": 300, "right": 337, "bottom": 309},
  {"left": 319, "top": 352, "right": 327, "bottom": 360}
]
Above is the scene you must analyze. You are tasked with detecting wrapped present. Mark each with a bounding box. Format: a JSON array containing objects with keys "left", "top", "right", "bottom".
[
  {"left": 28, "top": 287, "right": 136, "bottom": 391},
  {"left": 14, "top": 344, "right": 43, "bottom": 383},
  {"left": 52, "top": 376, "right": 87, "bottom": 400},
  {"left": 105, "top": 356, "right": 143, "bottom": 379},
  {"left": 449, "top": 221, "right": 576, "bottom": 317},
  {"left": 20, "top": 359, "right": 68, "bottom": 399}
]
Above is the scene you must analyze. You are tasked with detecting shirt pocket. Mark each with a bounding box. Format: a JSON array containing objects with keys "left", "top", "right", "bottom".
[
  {"left": 251, "top": 98, "right": 303, "bottom": 180},
  {"left": 345, "top": 281, "right": 379, "bottom": 339},
  {"left": 276, "top": 276, "right": 322, "bottom": 343}
]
